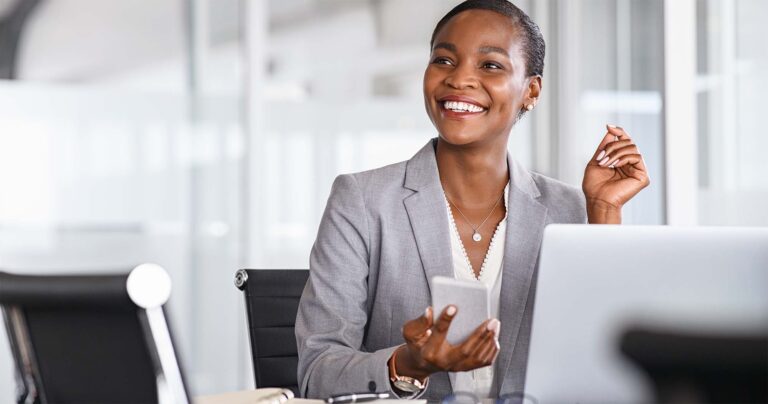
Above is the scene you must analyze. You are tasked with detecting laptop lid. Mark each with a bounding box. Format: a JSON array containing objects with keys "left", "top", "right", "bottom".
[{"left": 525, "top": 225, "right": 768, "bottom": 403}]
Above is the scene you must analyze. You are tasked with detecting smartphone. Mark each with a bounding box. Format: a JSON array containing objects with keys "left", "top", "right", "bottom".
[{"left": 430, "top": 276, "right": 491, "bottom": 345}]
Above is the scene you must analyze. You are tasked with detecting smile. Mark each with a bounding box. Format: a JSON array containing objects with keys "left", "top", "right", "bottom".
[
  {"left": 443, "top": 101, "right": 485, "bottom": 113},
  {"left": 438, "top": 98, "right": 488, "bottom": 120}
]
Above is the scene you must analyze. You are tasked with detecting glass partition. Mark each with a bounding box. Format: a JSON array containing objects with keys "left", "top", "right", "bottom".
[
  {"left": 0, "top": 0, "right": 245, "bottom": 397},
  {"left": 696, "top": 0, "right": 768, "bottom": 225},
  {"left": 547, "top": 0, "right": 665, "bottom": 225}
]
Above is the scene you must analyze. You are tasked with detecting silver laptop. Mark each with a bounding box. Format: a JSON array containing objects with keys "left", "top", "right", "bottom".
[{"left": 525, "top": 225, "right": 768, "bottom": 403}]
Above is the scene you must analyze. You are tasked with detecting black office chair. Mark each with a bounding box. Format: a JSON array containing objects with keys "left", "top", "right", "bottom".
[
  {"left": 235, "top": 269, "right": 309, "bottom": 395},
  {"left": 0, "top": 264, "right": 191, "bottom": 404}
]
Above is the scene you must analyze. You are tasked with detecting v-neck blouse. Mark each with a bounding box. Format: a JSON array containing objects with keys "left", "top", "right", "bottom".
[{"left": 443, "top": 183, "right": 509, "bottom": 398}]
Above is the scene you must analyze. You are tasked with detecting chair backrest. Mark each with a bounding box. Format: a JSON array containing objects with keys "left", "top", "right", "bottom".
[
  {"left": 235, "top": 269, "right": 309, "bottom": 395},
  {"left": 0, "top": 264, "right": 190, "bottom": 404}
]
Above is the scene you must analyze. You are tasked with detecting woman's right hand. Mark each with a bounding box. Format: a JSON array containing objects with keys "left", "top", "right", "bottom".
[{"left": 393, "top": 305, "right": 500, "bottom": 380}]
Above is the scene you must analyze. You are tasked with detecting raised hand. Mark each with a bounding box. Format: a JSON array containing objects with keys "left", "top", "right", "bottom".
[{"left": 582, "top": 125, "right": 650, "bottom": 224}]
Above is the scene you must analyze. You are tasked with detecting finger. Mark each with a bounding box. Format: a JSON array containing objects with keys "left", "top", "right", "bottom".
[
  {"left": 475, "top": 334, "right": 499, "bottom": 365},
  {"left": 592, "top": 126, "right": 631, "bottom": 162},
  {"left": 431, "top": 305, "right": 457, "bottom": 340},
  {"left": 612, "top": 154, "right": 643, "bottom": 169},
  {"left": 402, "top": 320, "right": 428, "bottom": 343},
  {"left": 413, "top": 329, "right": 433, "bottom": 347},
  {"left": 446, "top": 331, "right": 491, "bottom": 371},
  {"left": 595, "top": 140, "right": 635, "bottom": 166},
  {"left": 613, "top": 155, "right": 650, "bottom": 182},
  {"left": 458, "top": 331, "right": 497, "bottom": 369},
  {"left": 469, "top": 330, "right": 495, "bottom": 357},
  {"left": 402, "top": 307, "right": 434, "bottom": 343},
  {"left": 599, "top": 145, "right": 639, "bottom": 167},
  {"left": 591, "top": 132, "right": 620, "bottom": 162},
  {"left": 599, "top": 139, "right": 634, "bottom": 159},
  {"left": 419, "top": 306, "right": 458, "bottom": 368},
  {"left": 455, "top": 320, "right": 492, "bottom": 357},
  {"left": 449, "top": 319, "right": 499, "bottom": 366},
  {"left": 424, "top": 306, "right": 434, "bottom": 329},
  {"left": 414, "top": 308, "right": 435, "bottom": 344},
  {"left": 606, "top": 124, "right": 632, "bottom": 140}
]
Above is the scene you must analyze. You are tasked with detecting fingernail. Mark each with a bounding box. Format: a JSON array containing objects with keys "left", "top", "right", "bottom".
[
  {"left": 607, "top": 124, "right": 617, "bottom": 129},
  {"left": 487, "top": 319, "right": 500, "bottom": 335},
  {"left": 425, "top": 329, "right": 432, "bottom": 337},
  {"left": 596, "top": 150, "right": 605, "bottom": 161},
  {"left": 446, "top": 305, "right": 456, "bottom": 316},
  {"left": 599, "top": 156, "right": 610, "bottom": 166},
  {"left": 486, "top": 319, "right": 500, "bottom": 334},
  {"left": 425, "top": 307, "right": 431, "bottom": 318}
]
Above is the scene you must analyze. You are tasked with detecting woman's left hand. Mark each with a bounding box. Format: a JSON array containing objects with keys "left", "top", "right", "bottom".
[{"left": 582, "top": 125, "right": 650, "bottom": 224}]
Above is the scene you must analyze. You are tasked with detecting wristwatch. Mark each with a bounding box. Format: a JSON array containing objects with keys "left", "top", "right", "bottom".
[{"left": 388, "top": 347, "right": 427, "bottom": 394}]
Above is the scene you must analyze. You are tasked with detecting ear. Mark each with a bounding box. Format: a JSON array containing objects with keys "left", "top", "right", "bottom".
[{"left": 526, "top": 75, "right": 542, "bottom": 105}]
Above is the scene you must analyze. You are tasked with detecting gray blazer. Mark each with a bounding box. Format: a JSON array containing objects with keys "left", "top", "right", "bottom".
[{"left": 296, "top": 139, "right": 586, "bottom": 400}]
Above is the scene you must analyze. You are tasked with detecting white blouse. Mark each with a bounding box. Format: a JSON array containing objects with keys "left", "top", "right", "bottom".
[{"left": 444, "top": 184, "right": 508, "bottom": 398}]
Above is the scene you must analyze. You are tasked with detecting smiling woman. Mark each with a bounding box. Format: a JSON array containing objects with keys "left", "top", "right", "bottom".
[{"left": 295, "top": 0, "right": 650, "bottom": 401}]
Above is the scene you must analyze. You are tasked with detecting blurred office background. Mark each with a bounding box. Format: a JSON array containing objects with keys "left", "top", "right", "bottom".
[{"left": 0, "top": 0, "right": 765, "bottom": 398}]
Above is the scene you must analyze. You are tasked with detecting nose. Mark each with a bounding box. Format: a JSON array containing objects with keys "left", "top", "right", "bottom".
[{"left": 444, "top": 63, "right": 479, "bottom": 90}]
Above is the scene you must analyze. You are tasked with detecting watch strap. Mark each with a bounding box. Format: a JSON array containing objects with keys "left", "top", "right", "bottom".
[{"left": 388, "top": 346, "right": 427, "bottom": 394}]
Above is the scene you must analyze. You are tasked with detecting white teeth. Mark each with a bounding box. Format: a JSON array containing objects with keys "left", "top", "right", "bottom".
[{"left": 443, "top": 100, "right": 484, "bottom": 113}]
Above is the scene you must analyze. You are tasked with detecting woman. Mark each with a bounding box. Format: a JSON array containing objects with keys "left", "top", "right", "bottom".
[{"left": 296, "top": 0, "right": 649, "bottom": 400}]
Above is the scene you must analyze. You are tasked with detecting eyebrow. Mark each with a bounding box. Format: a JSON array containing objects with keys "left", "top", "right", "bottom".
[
  {"left": 432, "top": 42, "right": 510, "bottom": 58},
  {"left": 478, "top": 46, "right": 510, "bottom": 58},
  {"left": 433, "top": 42, "right": 457, "bottom": 53}
]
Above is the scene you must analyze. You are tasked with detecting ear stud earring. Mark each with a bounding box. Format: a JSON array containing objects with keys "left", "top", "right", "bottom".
[{"left": 525, "top": 104, "right": 534, "bottom": 111}]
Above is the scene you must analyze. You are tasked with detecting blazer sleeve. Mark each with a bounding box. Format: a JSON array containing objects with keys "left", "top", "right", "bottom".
[{"left": 296, "top": 174, "right": 398, "bottom": 398}]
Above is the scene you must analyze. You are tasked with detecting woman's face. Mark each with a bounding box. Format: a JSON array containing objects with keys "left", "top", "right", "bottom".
[{"left": 424, "top": 9, "right": 539, "bottom": 147}]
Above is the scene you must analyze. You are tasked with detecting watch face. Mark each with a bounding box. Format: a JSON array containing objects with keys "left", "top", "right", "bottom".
[{"left": 394, "top": 379, "right": 422, "bottom": 393}]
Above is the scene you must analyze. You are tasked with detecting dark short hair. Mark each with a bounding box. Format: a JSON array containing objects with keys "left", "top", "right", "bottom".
[{"left": 430, "top": 0, "right": 545, "bottom": 77}]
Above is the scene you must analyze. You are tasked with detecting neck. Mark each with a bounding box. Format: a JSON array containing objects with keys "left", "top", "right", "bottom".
[{"left": 436, "top": 136, "right": 510, "bottom": 208}]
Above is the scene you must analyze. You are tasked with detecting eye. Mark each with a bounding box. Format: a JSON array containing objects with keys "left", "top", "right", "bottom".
[
  {"left": 431, "top": 57, "right": 454, "bottom": 66},
  {"left": 482, "top": 61, "right": 504, "bottom": 70}
]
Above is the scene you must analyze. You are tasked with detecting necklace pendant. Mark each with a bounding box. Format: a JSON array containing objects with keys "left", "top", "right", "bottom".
[{"left": 472, "top": 232, "right": 482, "bottom": 242}]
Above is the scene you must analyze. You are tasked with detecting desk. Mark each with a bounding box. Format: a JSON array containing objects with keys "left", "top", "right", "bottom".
[
  {"left": 195, "top": 391, "right": 425, "bottom": 404},
  {"left": 195, "top": 390, "right": 323, "bottom": 404}
]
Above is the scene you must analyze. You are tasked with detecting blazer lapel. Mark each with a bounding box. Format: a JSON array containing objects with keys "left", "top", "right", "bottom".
[
  {"left": 494, "top": 157, "right": 548, "bottom": 393},
  {"left": 403, "top": 139, "right": 454, "bottom": 296},
  {"left": 402, "top": 139, "right": 455, "bottom": 393}
]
